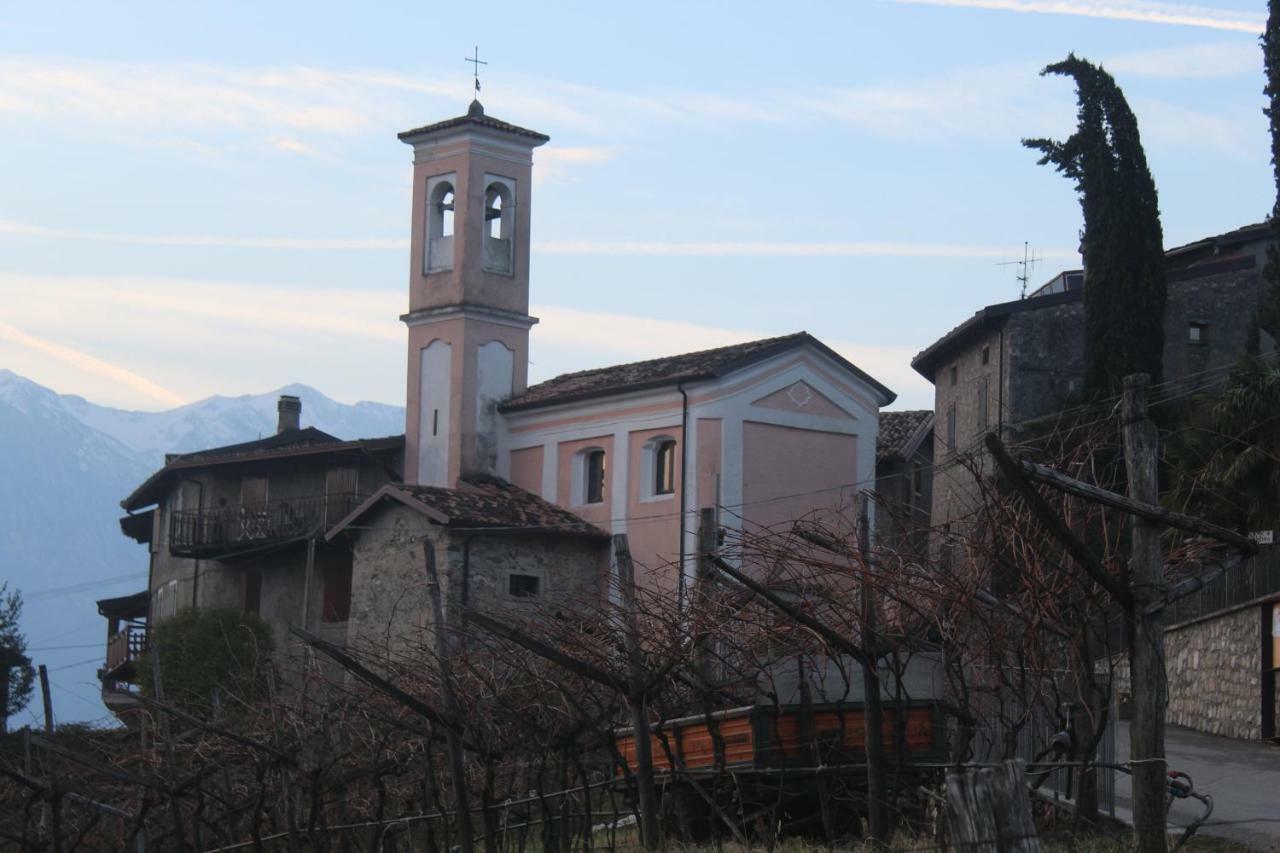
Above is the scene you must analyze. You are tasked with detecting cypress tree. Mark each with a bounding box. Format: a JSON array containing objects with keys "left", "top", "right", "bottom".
[
  {"left": 1025, "top": 55, "right": 1166, "bottom": 397},
  {"left": 1258, "top": 0, "right": 1280, "bottom": 339}
]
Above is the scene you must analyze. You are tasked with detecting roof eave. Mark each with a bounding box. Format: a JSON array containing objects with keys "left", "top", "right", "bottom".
[
  {"left": 325, "top": 484, "right": 449, "bottom": 541},
  {"left": 899, "top": 413, "right": 935, "bottom": 461}
]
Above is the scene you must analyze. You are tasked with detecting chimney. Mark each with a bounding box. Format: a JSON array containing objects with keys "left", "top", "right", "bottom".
[{"left": 277, "top": 395, "right": 301, "bottom": 433}]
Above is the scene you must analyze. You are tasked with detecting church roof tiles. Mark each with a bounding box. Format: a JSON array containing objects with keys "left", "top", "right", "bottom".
[
  {"left": 398, "top": 100, "right": 550, "bottom": 144},
  {"left": 501, "top": 331, "right": 896, "bottom": 412},
  {"left": 327, "top": 474, "right": 606, "bottom": 539}
]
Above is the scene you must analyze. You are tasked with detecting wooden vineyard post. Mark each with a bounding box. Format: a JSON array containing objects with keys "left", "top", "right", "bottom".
[
  {"left": 944, "top": 760, "right": 1042, "bottom": 852},
  {"left": 858, "top": 498, "right": 888, "bottom": 843},
  {"left": 1122, "top": 375, "right": 1168, "bottom": 853},
  {"left": 425, "top": 543, "right": 475, "bottom": 853},
  {"left": 613, "top": 534, "right": 661, "bottom": 851}
]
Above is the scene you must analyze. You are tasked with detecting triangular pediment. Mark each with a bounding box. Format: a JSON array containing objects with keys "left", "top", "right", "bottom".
[{"left": 750, "top": 381, "right": 854, "bottom": 419}]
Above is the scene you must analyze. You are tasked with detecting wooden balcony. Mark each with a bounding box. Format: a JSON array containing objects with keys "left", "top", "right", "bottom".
[
  {"left": 168, "top": 492, "right": 365, "bottom": 557},
  {"left": 103, "top": 624, "right": 147, "bottom": 683}
]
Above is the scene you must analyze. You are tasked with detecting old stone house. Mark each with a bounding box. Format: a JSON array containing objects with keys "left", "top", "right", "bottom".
[
  {"left": 913, "top": 221, "right": 1269, "bottom": 547},
  {"left": 98, "top": 397, "right": 402, "bottom": 703}
]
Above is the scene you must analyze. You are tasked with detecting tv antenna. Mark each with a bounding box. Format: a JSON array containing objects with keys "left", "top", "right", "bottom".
[{"left": 998, "top": 242, "right": 1041, "bottom": 299}]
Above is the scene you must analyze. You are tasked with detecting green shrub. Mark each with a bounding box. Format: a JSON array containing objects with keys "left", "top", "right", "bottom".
[{"left": 138, "top": 608, "right": 273, "bottom": 713}]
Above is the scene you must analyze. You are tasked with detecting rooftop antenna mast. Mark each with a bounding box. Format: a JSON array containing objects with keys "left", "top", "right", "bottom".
[
  {"left": 465, "top": 46, "right": 487, "bottom": 97},
  {"left": 998, "top": 241, "right": 1041, "bottom": 299}
]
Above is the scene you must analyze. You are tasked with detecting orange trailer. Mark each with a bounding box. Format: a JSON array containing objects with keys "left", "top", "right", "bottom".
[
  {"left": 615, "top": 701, "right": 944, "bottom": 774},
  {"left": 613, "top": 701, "right": 946, "bottom": 839}
]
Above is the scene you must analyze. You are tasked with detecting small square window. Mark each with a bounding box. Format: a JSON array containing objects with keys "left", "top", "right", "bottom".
[
  {"left": 950, "top": 365, "right": 958, "bottom": 386},
  {"left": 1188, "top": 322, "right": 1208, "bottom": 346},
  {"left": 509, "top": 574, "right": 540, "bottom": 598},
  {"left": 981, "top": 346, "right": 990, "bottom": 365}
]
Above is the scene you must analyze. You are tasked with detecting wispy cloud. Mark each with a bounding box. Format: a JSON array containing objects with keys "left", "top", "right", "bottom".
[
  {"left": 892, "top": 0, "right": 1265, "bottom": 33},
  {"left": 0, "top": 272, "right": 937, "bottom": 409},
  {"left": 0, "top": 320, "right": 184, "bottom": 406},
  {"left": 0, "top": 55, "right": 1251, "bottom": 158},
  {"left": 0, "top": 218, "right": 1077, "bottom": 259},
  {"left": 533, "top": 146, "right": 618, "bottom": 184},
  {"left": 267, "top": 136, "right": 323, "bottom": 157},
  {"left": 535, "top": 239, "right": 1080, "bottom": 260},
  {"left": 1105, "top": 41, "right": 1261, "bottom": 78},
  {"left": 0, "top": 220, "right": 405, "bottom": 250}
]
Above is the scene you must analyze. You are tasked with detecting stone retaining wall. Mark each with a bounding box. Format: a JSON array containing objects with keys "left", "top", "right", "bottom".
[{"left": 1112, "top": 605, "right": 1262, "bottom": 740}]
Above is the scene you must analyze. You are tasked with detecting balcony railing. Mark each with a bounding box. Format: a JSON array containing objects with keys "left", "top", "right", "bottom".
[
  {"left": 169, "top": 492, "right": 365, "bottom": 556},
  {"left": 104, "top": 624, "right": 147, "bottom": 681}
]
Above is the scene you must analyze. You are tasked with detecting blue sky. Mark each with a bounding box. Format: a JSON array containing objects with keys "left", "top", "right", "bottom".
[{"left": 0, "top": 0, "right": 1270, "bottom": 413}]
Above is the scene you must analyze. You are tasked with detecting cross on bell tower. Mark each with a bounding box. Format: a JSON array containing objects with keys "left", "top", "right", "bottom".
[
  {"left": 397, "top": 93, "right": 549, "bottom": 487},
  {"left": 465, "top": 46, "right": 487, "bottom": 96}
]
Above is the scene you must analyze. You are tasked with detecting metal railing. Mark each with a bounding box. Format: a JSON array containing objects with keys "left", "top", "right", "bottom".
[
  {"left": 1168, "top": 545, "right": 1280, "bottom": 626},
  {"left": 169, "top": 492, "right": 365, "bottom": 553},
  {"left": 105, "top": 624, "right": 147, "bottom": 675}
]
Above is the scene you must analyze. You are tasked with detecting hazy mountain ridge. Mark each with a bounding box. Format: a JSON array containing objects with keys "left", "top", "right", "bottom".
[
  {"left": 55, "top": 380, "right": 405, "bottom": 463},
  {"left": 0, "top": 370, "right": 405, "bottom": 724}
]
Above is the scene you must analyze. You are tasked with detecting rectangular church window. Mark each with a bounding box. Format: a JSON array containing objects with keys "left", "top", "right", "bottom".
[{"left": 585, "top": 449, "right": 606, "bottom": 504}]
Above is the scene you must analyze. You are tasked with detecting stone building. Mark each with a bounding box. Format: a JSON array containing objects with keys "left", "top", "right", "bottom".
[
  {"left": 912, "top": 221, "right": 1270, "bottom": 541},
  {"left": 873, "top": 410, "right": 933, "bottom": 559},
  {"left": 99, "top": 396, "right": 402, "bottom": 704},
  {"left": 327, "top": 476, "right": 608, "bottom": 658}
]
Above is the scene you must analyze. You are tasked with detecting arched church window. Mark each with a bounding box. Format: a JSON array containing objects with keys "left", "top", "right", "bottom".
[
  {"left": 482, "top": 179, "right": 514, "bottom": 274},
  {"left": 653, "top": 438, "right": 677, "bottom": 496},
  {"left": 439, "top": 188, "right": 455, "bottom": 237},
  {"left": 486, "top": 189, "right": 504, "bottom": 240},
  {"left": 429, "top": 181, "right": 455, "bottom": 238},
  {"left": 425, "top": 175, "right": 456, "bottom": 273}
]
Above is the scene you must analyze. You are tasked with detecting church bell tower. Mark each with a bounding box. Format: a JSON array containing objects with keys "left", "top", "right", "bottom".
[{"left": 399, "top": 100, "right": 548, "bottom": 486}]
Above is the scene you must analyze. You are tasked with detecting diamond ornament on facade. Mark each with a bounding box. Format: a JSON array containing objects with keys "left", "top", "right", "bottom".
[{"left": 787, "top": 381, "right": 813, "bottom": 407}]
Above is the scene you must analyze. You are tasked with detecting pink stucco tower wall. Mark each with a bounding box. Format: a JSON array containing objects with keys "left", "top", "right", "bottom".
[{"left": 398, "top": 101, "right": 548, "bottom": 486}]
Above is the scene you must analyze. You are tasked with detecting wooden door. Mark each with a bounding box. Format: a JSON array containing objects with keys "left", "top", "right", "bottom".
[
  {"left": 239, "top": 475, "right": 269, "bottom": 540},
  {"left": 325, "top": 466, "right": 358, "bottom": 524}
]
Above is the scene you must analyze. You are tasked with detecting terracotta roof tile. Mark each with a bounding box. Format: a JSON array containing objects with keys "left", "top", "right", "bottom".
[
  {"left": 502, "top": 331, "right": 896, "bottom": 412},
  {"left": 398, "top": 474, "right": 606, "bottom": 537},
  {"left": 877, "top": 410, "right": 932, "bottom": 463}
]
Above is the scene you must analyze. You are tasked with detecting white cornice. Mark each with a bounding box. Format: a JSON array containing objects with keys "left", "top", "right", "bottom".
[{"left": 401, "top": 304, "right": 539, "bottom": 330}]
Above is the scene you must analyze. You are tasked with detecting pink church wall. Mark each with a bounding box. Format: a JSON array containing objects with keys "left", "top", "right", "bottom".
[
  {"left": 404, "top": 316, "right": 531, "bottom": 487},
  {"left": 624, "top": 427, "right": 683, "bottom": 594},
  {"left": 741, "top": 422, "right": 858, "bottom": 533},
  {"left": 696, "top": 418, "right": 722, "bottom": 512},
  {"left": 556, "top": 435, "right": 615, "bottom": 527},
  {"left": 509, "top": 445, "right": 544, "bottom": 495}
]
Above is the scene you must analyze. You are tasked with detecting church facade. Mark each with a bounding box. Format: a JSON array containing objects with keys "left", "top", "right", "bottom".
[{"left": 388, "top": 99, "right": 896, "bottom": 592}]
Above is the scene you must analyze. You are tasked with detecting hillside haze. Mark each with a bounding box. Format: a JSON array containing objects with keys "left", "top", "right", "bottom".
[{"left": 0, "top": 370, "right": 404, "bottom": 726}]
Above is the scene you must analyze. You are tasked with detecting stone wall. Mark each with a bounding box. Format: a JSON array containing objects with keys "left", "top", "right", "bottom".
[
  {"left": 1112, "top": 604, "right": 1263, "bottom": 740},
  {"left": 346, "top": 502, "right": 607, "bottom": 660}
]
